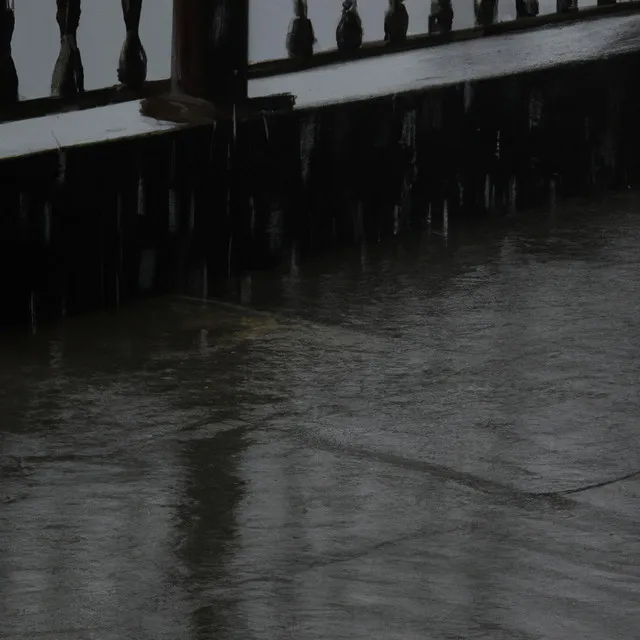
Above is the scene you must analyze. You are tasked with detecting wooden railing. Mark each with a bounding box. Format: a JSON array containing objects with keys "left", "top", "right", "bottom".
[
  {"left": 1, "top": 0, "right": 147, "bottom": 101},
  {"left": 252, "top": 0, "right": 640, "bottom": 79},
  {"left": 0, "top": 0, "right": 638, "bottom": 126}
]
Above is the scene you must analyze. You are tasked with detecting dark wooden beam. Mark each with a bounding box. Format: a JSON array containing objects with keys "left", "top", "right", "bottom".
[
  {"left": 2, "top": 0, "right": 639, "bottom": 127},
  {"left": 0, "top": 79, "right": 170, "bottom": 125},
  {"left": 249, "top": 0, "right": 640, "bottom": 80}
]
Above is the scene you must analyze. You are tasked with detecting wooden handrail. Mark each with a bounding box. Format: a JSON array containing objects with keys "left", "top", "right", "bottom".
[
  {"left": 249, "top": 0, "right": 640, "bottom": 79},
  {"left": 0, "top": 79, "right": 170, "bottom": 125},
  {"left": 1, "top": 0, "right": 640, "bottom": 126}
]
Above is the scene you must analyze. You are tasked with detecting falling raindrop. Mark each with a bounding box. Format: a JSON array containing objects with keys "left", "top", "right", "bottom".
[
  {"left": 509, "top": 175, "right": 517, "bottom": 213},
  {"left": 443, "top": 199, "right": 449, "bottom": 239},
  {"left": 202, "top": 260, "right": 208, "bottom": 299},
  {"left": 268, "top": 206, "right": 284, "bottom": 252},
  {"left": 360, "top": 241, "right": 367, "bottom": 272},
  {"left": 208, "top": 123, "right": 217, "bottom": 166},
  {"left": 484, "top": 174, "right": 491, "bottom": 210},
  {"left": 528, "top": 91, "right": 542, "bottom": 130},
  {"left": 116, "top": 191, "right": 124, "bottom": 272},
  {"left": 43, "top": 202, "right": 52, "bottom": 245},
  {"left": 49, "top": 339, "right": 64, "bottom": 370},
  {"left": 300, "top": 115, "right": 316, "bottom": 186},
  {"left": 55, "top": 147, "right": 67, "bottom": 186},
  {"left": 199, "top": 329, "right": 209, "bottom": 353},
  {"left": 116, "top": 191, "right": 122, "bottom": 230},
  {"left": 290, "top": 241, "right": 300, "bottom": 278},
  {"left": 18, "top": 192, "right": 28, "bottom": 229},
  {"left": 169, "top": 188, "right": 178, "bottom": 232},
  {"left": 354, "top": 200, "right": 364, "bottom": 240},
  {"left": 240, "top": 275, "right": 252, "bottom": 305},
  {"left": 29, "top": 291, "right": 36, "bottom": 335},
  {"left": 549, "top": 175, "right": 557, "bottom": 209},
  {"left": 232, "top": 103, "right": 237, "bottom": 145},
  {"left": 249, "top": 196, "right": 256, "bottom": 236},
  {"left": 463, "top": 83, "right": 473, "bottom": 113},
  {"left": 137, "top": 175, "right": 145, "bottom": 216},
  {"left": 189, "top": 189, "right": 195, "bottom": 232}
]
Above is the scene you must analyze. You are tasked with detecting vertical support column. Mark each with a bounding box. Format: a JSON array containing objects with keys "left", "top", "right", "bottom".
[
  {"left": 171, "top": 0, "right": 248, "bottom": 104},
  {"left": 0, "top": 0, "right": 18, "bottom": 105}
]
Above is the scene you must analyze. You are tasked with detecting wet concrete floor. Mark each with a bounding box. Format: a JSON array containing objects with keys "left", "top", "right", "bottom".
[{"left": 1, "top": 193, "right": 640, "bottom": 639}]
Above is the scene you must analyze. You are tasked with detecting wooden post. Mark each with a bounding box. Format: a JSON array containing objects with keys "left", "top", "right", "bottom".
[{"left": 171, "top": 0, "right": 248, "bottom": 104}]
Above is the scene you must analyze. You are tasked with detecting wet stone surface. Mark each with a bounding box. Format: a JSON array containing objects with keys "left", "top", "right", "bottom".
[{"left": 1, "top": 193, "right": 640, "bottom": 639}]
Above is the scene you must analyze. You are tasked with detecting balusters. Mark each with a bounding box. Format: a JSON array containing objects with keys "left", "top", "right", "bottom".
[
  {"left": 557, "top": 0, "right": 578, "bottom": 12},
  {"left": 287, "top": 0, "right": 316, "bottom": 59},
  {"left": 475, "top": 0, "right": 498, "bottom": 26},
  {"left": 385, "top": 0, "right": 409, "bottom": 44},
  {"left": 0, "top": 0, "right": 17, "bottom": 105},
  {"left": 118, "top": 0, "right": 147, "bottom": 89},
  {"left": 51, "top": 0, "right": 84, "bottom": 97},
  {"left": 336, "top": 0, "right": 363, "bottom": 53},
  {"left": 429, "top": 0, "right": 453, "bottom": 34},
  {"left": 516, "top": 0, "right": 539, "bottom": 18}
]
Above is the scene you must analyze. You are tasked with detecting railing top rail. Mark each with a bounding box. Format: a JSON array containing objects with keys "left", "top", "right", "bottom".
[{"left": 0, "top": 0, "right": 639, "bottom": 126}]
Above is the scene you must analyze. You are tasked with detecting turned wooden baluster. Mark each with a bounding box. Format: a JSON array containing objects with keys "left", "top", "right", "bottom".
[
  {"left": 118, "top": 0, "right": 147, "bottom": 89},
  {"left": 428, "top": 0, "right": 453, "bottom": 34},
  {"left": 515, "top": 0, "right": 539, "bottom": 18},
  {"left": 384, "top": 0, "right": 409, "bottom": 43},
  {"left": 51, "top": 0, "right": 84, "bottom": 97},
  {"left": 557, "top": 0, "right": 577, "bottom": 12},
  {"left": 287, "top": 0, "right": 316, "bottom": 59},
  {"left": 336, "top": 0, "right": 363, "bottom": 53},
  {"left": 474, "top": 0, "right": 497, "bottom": 26},
  {"left": 0, "top": 0, "right": 18, "bottom": 105}
]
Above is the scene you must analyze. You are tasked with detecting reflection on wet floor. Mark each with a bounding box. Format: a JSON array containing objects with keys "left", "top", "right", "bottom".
[{"left": 1, "top": 193, "right": 640, "bottom": 639}]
